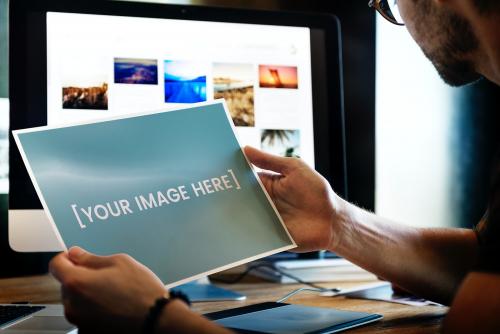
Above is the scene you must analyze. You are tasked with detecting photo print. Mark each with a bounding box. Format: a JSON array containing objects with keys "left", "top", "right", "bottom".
[
  {"left": 114, "top": 58, "right": 158, "bottom": 85},
  {"left": 164, "top": 60, "right": 207, "bottom": 103},
  {"left": 61, "top": 57, "right": 108, "bottom": 110},
  {"left": 261, "top": 129, "right": 300, "bottom": 158},
  {"left": 259, "top": 65, "right": 298, "bottom": 89},
  {"left": 213, "top": 63, "right": 254, "bottom": 127}
]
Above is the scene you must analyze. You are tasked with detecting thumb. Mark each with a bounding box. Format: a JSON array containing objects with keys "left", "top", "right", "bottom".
[
  {"left": 243, "top": 146, "right": 294, "bottom": 175},
  {"left": 68, "top": 246, "right": 114, "bottom": 269},
  {"left": 50, "top": 252, "right": 77, "bottom": 282}
]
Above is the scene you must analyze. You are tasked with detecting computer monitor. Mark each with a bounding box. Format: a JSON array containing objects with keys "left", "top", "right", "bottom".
[{"left": 9, "top": 0, "right": 346, "bottom": 253}]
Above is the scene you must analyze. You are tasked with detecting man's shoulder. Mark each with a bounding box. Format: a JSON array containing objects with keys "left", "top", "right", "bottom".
[
  {"left": 475, "top": 150, "right": 500, "bottom": 271},
  {"left": 485, "top": 150, "right": 500, "bottom": 237},
  {"left": 443, "top": 272, "right": 500, "bottom": 334}
]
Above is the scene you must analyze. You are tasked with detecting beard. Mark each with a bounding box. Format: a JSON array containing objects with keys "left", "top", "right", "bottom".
[
  {"left": 415, "top": 5, "right": 482, "bottom": 86},
  {"left": 424, "top": 49, "right": 480, "bottom": 87}
]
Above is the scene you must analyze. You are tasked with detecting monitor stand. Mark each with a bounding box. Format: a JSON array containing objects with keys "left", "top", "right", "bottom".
[{"left": 251, "top": 251, "right": 358, "bottom": 284}]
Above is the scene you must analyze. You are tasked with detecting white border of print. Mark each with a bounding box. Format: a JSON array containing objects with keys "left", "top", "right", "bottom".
[{"left": 12, "top": 99, "right": 297, "bottom": 289}]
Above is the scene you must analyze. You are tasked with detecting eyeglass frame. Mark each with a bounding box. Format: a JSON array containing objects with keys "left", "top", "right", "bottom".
[{"left": 368, "top": 0, "right": 405, "bottom": 26}]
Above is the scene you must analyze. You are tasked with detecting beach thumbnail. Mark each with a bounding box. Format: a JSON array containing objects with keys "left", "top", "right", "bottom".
[
  {"left": 261, "top": 129, "right": 300, "bottom": 157},
  {"left": 164, "top": 60, "right": 207, "bottom": 103},
  {"left": 213, "top": 63, "right": 254, "bottom": 127},
  {"left": 114, "top": 58, "right": 158, "bottom": 85},
  {"left": 259, "top": 65, "right": 298, "bottom": 89}
]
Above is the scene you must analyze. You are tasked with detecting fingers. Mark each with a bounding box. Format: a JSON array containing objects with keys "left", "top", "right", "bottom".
[
  {"left": 244, "top": 146, "right": 296, "bottom": 175},
  {"left": 256, "top": 171, "right": 279, "bottom": 193},
  {"left": 49, "top": 252, "right": 77, "bottom": 283},
  {"left": 68, "top": 246, "right": 115, "bottom": 269},
  {"left": 50, "top": 248, "right": 113, "bottom": 284}
]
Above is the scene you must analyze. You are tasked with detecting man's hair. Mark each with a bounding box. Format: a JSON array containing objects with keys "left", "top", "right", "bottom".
[{"left": 473, "top": 0, "right": 500, "bottom": 13}]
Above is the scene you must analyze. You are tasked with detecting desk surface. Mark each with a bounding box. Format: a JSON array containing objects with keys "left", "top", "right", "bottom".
[{"left": 0, "top": 274, "right": 447, "bottom": 333}]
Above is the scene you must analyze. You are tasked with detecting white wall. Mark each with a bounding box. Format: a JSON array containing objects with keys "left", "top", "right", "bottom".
[{"left": 375, "top": 17, "right": 457, "bottom": 228}]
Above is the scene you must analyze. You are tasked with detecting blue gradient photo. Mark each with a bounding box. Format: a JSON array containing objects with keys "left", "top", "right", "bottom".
[
  {"left": 114, "top": 58, "right": 158, "bottom": 85},
  {"left": 164, "top": 60, "right": 207, "bottom": 103}
]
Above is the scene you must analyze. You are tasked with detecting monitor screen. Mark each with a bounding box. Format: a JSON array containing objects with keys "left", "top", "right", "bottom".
[
  {"left": 9, "top": 1, "right": 345, "bottom": 253},
  {"left": 46, "top": 12, "right": 315, "bottom": 167}
]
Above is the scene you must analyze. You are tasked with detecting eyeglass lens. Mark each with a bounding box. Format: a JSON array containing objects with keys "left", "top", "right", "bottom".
[{"left": 383, "top": 0, "right": 404, "bottom": 24}]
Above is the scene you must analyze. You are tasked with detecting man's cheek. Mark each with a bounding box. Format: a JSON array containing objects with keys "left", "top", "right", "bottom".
[{"left": 396, "top": 0, "right": 413, "bottom": 23}]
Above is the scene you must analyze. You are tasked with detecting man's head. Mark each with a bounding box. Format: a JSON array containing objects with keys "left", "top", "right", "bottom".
[{"left": 395, "top": 0, "right": 500, "bottom": 86}]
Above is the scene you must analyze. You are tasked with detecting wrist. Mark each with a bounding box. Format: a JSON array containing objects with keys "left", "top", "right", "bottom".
[
  {"left": 144, "top": 291, "right": 190, "bottom": 334},
  {"left": 153, "top": 299, "right": 190, "bottom": 334},
  {"left": 328, "top": 194, "right": 354, "bottom": 252}
]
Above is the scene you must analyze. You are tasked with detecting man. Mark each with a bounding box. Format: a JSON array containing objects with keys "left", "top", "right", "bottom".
[{"left": 49, "top": 0, "right": 500, "bottom": 332}]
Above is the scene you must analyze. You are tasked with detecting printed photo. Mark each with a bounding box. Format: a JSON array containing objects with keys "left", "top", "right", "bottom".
[
  {"left": 62, "top": 83, "right": 109, "bottom": 110},
  {"left": 213, "top": 63, "right": 254, "bottom": 127},
  {"left": 164, "top": 60, "right": 207, "bottom": 103},
  {"left": 114, "top": 58, "right": 158, "bottom": 85},
  {"left": 261, "top": 129, "right": 301, "bottom": 158},
  {"left": 259, "top": 65, "right": 298, "bottom": 89}
]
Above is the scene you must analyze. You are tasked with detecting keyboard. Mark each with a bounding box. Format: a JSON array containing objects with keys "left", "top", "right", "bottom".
[{"left": 0, "top": 305, "right": 45, "bottom": 327}]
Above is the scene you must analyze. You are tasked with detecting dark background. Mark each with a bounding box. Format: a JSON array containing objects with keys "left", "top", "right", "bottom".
[
  {"left": 1, "top": 0, "right": 499, "bottom": 277},
  {"left": 451, "top": 80, "right": 500, "bottom": 228}
]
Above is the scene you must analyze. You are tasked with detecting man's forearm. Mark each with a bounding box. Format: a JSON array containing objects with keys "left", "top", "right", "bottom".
[{"left": 331, "top": 199, "right": 479, "bottom": 304}]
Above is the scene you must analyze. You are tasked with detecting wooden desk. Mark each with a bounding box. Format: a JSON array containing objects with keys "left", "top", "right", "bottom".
[{"left": 0, "top": 274, "right": 447, "bottom": 333}]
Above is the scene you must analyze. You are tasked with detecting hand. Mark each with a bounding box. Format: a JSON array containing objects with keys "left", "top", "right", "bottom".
[
  {"left": 49, "top": 247, "right": 170, "bottom": 333},
  {"left": 244, "top": 146, "right": 342, "bottom": 252}
]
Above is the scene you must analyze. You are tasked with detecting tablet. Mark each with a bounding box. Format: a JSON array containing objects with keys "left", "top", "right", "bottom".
[
  {"left": 204, "top": 302, "right": 382, "bottom": 334},
  {"left": 171, "top": 282, "right": 246, "bottom": 302}
]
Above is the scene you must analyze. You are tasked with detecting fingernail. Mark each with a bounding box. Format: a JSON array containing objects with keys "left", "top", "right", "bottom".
[{"left": 69, "top": 246, "right": 85, "bottom": 259}]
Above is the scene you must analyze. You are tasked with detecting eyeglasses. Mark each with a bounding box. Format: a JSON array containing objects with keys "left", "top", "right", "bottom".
[{"left": 368, "top": 0, "right": 405, "bottom": 26}]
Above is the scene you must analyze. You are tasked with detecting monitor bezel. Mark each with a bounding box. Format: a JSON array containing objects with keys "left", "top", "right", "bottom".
[{"left": 9, "top": 0, "right": 347, "bottom": 212}]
